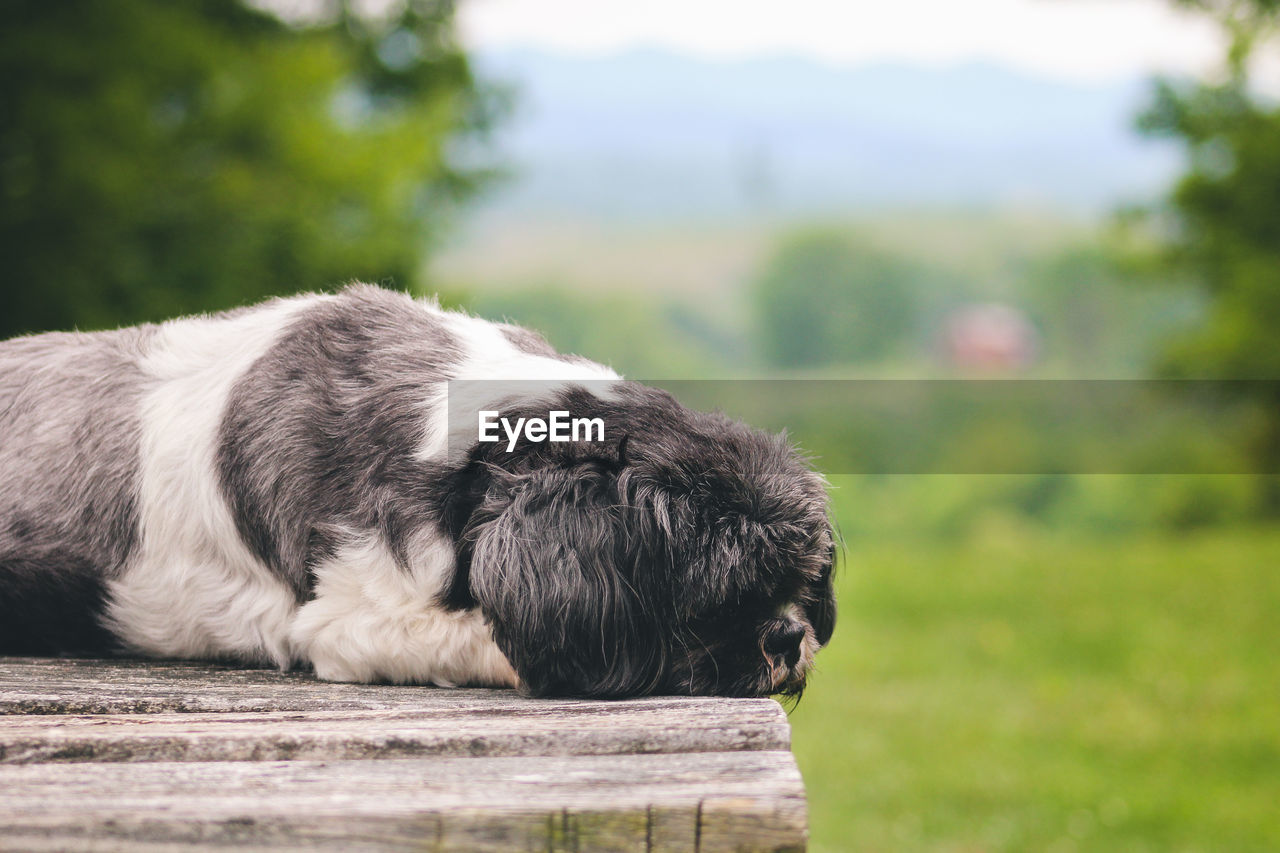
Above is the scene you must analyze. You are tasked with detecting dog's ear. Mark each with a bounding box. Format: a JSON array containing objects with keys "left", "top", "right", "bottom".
[
  {"left": 805, "top": 537, "right": 837, "bottom": 646},
  {"left": 657, "top": 468, "right": 832, "bottom": 620},
  {"left": 463, "top": 460, "right": 667, "bottom": 697}
]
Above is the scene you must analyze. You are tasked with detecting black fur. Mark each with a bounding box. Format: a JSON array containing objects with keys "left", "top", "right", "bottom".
[
  {"left": 453, "top": 382, "right": 836, "bottom": 698},
  {"left": 0, "top": 554, "right": 118, "bottom": 653}
]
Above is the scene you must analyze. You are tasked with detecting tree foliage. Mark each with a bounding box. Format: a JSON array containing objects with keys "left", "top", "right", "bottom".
[
  {"left": 1169, "top": 0, "right": 1279, "bottom": 74},
  {"left": 1141, "top": 82, "right": 1280, "bottom": 377},
  {"left": 752, "top": 232, "right": 919, "bottom": 368},
  {"left": 0, "top": 0, "right": 497, "bottom": 337},
  {"left": 1140, "top": 0, "right": 1280, "bottom": 489},
  {"left": 1140, "top": 0, "right": 1280, "bottom": 377}
]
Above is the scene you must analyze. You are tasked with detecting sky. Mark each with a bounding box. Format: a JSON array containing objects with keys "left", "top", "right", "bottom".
[{"left": 455, "top": 0, "right": 1229, "bottom": 82}]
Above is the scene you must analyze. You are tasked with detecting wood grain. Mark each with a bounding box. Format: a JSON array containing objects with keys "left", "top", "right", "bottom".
[
  {"left": 0, "top": 751, "right": 807, "bottom": 851},
  {"left": 0, "top": 658, "right": 783, "bottom": 722},
  {"left": 1, "top": 657, "right": 517, "bottom": 714},
  {"left": 0, "top": 657, "right": 809, "bottom": 851},
  {"left": 0, "top": 701, "right": 790, "bottom": 763}
]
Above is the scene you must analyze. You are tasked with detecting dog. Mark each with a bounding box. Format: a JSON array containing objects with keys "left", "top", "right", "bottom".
[{"left": 0, "top": 285, "right": 835, "bottom": 698}]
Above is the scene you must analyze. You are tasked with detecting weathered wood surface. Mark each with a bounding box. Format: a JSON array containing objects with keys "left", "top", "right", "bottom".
[
  {"left": 0, "top": 703, "right": 790, "bottom": 764},
  {"left": 0, "top": 658, "right": 809, "bottom": 851},
  {"left": 0, "top": 752, "right": 806, "bottom": 851},
  {"left": 1, "top": 657, "right": 533, "bottom": 714}
]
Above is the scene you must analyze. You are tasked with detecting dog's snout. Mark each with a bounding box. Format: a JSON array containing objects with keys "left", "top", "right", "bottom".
[{"left": 764, "top": 621, "right": 806, "bottom": 668}]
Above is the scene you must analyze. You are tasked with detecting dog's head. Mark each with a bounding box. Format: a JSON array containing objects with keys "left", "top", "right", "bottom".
[{"left": 445, "top": 383, "right": 836, "bottom": 699}]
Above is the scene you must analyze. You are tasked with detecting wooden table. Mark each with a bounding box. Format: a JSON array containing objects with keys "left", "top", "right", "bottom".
[{"left": 0, "top": 658, "right": 808, "bottom": 851}]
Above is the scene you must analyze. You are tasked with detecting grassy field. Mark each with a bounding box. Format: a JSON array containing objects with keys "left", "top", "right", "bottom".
[{"left": 791, "top": 478, "right": 1280, "bottom": 852}]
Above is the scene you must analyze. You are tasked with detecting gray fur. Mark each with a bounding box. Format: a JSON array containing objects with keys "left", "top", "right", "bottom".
[
  {"left": 499, "top": 325, "right": 559, "bottom": 358},
  {"left": 499, "top": 324, "right": 599, "bottom": 368},
  {"left": 216, "top": 286, "right": 463, "bottom": 599},
  {"left": 0, "top": 325, "right": 152, "bottom": 650}
]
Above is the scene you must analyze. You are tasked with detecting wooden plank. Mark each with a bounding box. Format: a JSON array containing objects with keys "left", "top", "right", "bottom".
[
  {"left": 0, "top": 658, "right": 783, "bottom": 724},
  {"left": 0, "top": 657, "right": 516, "bottom": 714},
  {"left": 0, "top": 658, "right": 810, "bottom": 850},
  {"left": 0, "top": 701, "right": 790, "bottom": 763},
  {"left": 0, "top": 751, "right": 808, "bottom": 852}
]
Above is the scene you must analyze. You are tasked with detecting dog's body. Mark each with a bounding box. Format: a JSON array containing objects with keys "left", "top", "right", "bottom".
[{"left": 0, "top": 286, "right": 834, "bottom": 697}]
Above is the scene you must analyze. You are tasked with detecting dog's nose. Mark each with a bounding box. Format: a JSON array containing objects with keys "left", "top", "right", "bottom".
[{"left": 764, "top": 621, "right": 806, "bottom": 668}]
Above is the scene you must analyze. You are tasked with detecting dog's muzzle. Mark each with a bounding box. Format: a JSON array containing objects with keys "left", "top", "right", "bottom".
[{"left": 761, "top": 617, "right": 815, "bottom": 694}]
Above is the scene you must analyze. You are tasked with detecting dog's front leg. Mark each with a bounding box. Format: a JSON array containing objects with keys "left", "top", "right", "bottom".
[{"left": 288, "top": 534, "right": 515, "bottom": 687}]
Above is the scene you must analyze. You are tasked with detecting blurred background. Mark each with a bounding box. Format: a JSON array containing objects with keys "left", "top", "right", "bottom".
[{"left": 3, "top": 0, "right": 1278, "bottom": 848}]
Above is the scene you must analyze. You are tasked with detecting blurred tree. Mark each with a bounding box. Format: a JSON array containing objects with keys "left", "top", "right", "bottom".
[
  {"left": 1140, "top": 2, "right": 1280, "bottom": 377},
  {"left": 1024, "top": 244, "right": 1201, "bottom": 374},
  {"left": 0, "top": 0, "right": 498, "bottom": 337},
  {"left": 751, "top": 232, "right": 919, "bottom": 368},
  {"left": 1139, "top": 0, "right": 1280, "bottom": 485}
]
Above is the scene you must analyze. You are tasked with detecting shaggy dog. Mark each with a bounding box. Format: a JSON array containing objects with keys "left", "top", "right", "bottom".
[{"left": 0, "top": 285, "right": 834, "bottom": 698}]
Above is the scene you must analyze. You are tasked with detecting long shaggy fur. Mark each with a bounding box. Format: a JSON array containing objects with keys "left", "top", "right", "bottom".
[{"left": 0, "top": 285, "right": 835, "bottom": 698}]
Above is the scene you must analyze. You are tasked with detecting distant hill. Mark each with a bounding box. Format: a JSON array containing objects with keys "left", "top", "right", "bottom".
[{"left": 466, "top": 47, "right": 1183, "bottom": 221}]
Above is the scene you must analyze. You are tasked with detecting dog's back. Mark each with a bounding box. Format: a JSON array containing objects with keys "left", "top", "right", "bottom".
[{"left": 0, "top": 326, "right": 152, "bottom": 651}]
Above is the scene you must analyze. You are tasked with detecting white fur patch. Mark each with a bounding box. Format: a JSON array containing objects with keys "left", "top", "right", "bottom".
[
  {"left": 105, "top": 297, "right": 317, "bottom": 667},
  {"left": 290, "top": 533, "right": 516, "bottom": 686},
  {"left": 103, "top": 292, "right": 553, "bottom": 686},
  {"left": 417, "top": 305, "right": 621, "bottom": 463}
]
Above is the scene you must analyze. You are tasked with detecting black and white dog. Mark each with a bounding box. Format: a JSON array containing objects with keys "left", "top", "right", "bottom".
[{"left": 0, "top": 285, "right": 835, "bottom": 698}]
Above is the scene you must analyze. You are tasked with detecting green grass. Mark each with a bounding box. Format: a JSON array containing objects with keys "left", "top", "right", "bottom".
[{"left": 791, "top": 482, "right": 1280, "bottom": 851}]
